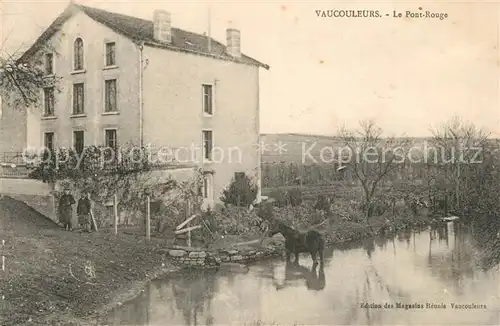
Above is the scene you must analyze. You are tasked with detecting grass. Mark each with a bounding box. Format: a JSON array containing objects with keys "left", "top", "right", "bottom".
[{"left": 0, "top": 195, "right": 178, "bottom": 326}]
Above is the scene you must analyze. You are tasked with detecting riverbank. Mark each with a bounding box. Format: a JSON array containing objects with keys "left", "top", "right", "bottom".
[
  {"left": 0, "top": 196, "right": 432, "bottom": 325},
  {"left": 0, "top": 196, "right": 180, "bottom": 326}
]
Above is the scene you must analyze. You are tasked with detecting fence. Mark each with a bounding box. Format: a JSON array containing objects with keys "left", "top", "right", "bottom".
[
  {"left": 0, "top": 165, "right": 29, "bottom": 178},
  {"left": 1, "top": 152, "right": 25, "bottom": 165},
  {"left": 0, "top": 152, "right": 28, "bottom": 178}
]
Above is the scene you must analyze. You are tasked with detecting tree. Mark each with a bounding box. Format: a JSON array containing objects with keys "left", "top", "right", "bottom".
[
  {"left": 27, "top": 145, "right": 204, "bottom": 227},
  {"left": 338, "top": 119, "right": 411, "bottom": 222},
  {"left": 220, "top": 173, "right": 259, "bottom": 207},
  {"left": 0, "top": 44, "right": 61, "bottom": 109},
  {"left": 428, "top": 116, "right": 490, "bottom": 215}
]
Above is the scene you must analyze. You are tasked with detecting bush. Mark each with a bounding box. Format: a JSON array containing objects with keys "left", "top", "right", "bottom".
[
  {"left": 287, "top": 187, "right": 303, "bottom": 207},
  {"left": 255, "top": 201, "right": 274, "bottom": 221},
  {"left": 330, "top": 199, "right": 361, "bottom": 222},
  {"left": 196, "top": 207, "right": 218, "bottom": 246},
  {"left": 268, "top": 187, "right": 303, "bottom": 207},
  {"left": 220, "top": 174, "right": 259, "bottom": 207},
  {"left": 360, "top": 200, "right": 388, "bottom": 217},
  {"left": 328, "top": 221, "right": 372, "bottom": 243},
  {"left": 151, "top": 200, "right": 186, "bottom": 233},
  {"left": 269, "top": 188, "right": 288, "bottom": 207},
  {"left": 212, "top": 206, "right": 263, "bottom": 237},
  {"left": 314, "top": 195, "right": 331, "bottom": 213},
  {"left": 272, "top": 203, "right": 324, "bottom": 230}
]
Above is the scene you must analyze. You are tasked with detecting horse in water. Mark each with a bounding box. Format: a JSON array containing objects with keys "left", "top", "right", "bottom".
[{"left": 268, "top": 220, "right": 325, "bottom": 267}]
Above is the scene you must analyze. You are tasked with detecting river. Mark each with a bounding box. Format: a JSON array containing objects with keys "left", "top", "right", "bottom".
[{"left": 99, "top": 222, "right": 500, "bottom": 325}]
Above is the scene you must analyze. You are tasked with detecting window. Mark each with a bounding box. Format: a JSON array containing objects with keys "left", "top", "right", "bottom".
[
  {"left": 44, "top": 132, "right": 54, "bottom": 152},
  {"left": 73, "top": 130, "right": 84, "bottom": 154},
  {"left": 72, "top": 83, "right": 84, "bottom": 115},
  {"left": 44, "top": 53, "right": 54, "bottom": 75},
  {"left": 203, "top": 176, "right": 209, "bottom": 198},
  {"left": 105, "top": 79, "right": 117, "bottom": 112},
  {"left": 202, "top": 84, "right": 213, "bottom": 115},
  {"left": 105, "top": 42, "right": 116, "bottom": 66},
  {"left": 202, "top": 130, "right": 213, "bottom": 161},
  {"left": 43, "top": 87, "right": 55, "bottom": 116},
  {"left": 103, "top": 129, "right": 117, "bottom": 163},
  {"left": 73, "top": 38, "right": 84, "bottom": 70},
  {"left": 199, "top": 175, "right": 212, "bottom": 199},
  {"left": 105, "top": 129, "right": 117, "bottom": 149}
]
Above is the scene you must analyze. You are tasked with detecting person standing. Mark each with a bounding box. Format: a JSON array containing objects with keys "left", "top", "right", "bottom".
[
  {"left": 59, "top": 187, "right": 76, "bottom": 231},
  {"left": 77, "top": 191, "right": 92, "bottom": 232}
]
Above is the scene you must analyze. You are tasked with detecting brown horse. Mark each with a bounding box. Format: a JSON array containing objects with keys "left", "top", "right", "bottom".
[{"left": 268, "top": 221, "right": 325, "bottom": 267}]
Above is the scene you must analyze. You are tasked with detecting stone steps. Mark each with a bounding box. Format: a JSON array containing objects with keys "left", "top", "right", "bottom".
[{"left": 165, "top": 244, "right": 283, "bottom": 269}]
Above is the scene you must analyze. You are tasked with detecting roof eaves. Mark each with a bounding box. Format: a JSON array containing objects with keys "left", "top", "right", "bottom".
[
  {"left": 243, "top": 55, "right": 270, "bottom": 70},
  {"left": 17, "top": 3, "right": 270, "bottom": 71},
  {"left": 75, "top": 5, "right": 148, "bottom": 43},
  {"left": 142, "top": 41, "right": 269, "bottom": 70}
]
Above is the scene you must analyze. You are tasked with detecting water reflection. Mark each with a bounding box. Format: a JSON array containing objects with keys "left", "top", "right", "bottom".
[
  {"left": 274, "top": 261, "right": 326, "bottom": 291},
  {"left": 102, "top": 222, "right": 500, "bottom": 326},
  {"left": 106, "top": 271, "right": 218, "bottom": 326},
  {"left": 429, "top": 222, "right": 449, "bottom": 243},
  {"left": 426, "top": 222, "right": 479, "bottom": 295},
  {"left": 397, "top": 229, "right": 412, "bottom": 248},
  {"left": 169, "top": 271, "right": 217, "bottom": 326},
  {"left": 362, "top": 238, "right": 375, "bottom": 259},
  {"left": 470, "top": 216, "right": 500, "bottom": 270}
]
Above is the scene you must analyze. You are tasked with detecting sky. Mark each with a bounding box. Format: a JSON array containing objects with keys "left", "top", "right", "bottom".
[{"left": 1, "top": 0, "right": 499, "bottom": 137}]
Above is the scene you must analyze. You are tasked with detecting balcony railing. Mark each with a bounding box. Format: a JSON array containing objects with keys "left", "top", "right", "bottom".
[
  {"left": 0, "top": 165, "right": 29, "bottom": 178},
  {"left": 0, "top": 152, "right": 28, "bottom": 178},
  {"left": 1, "top": 152, "right": 26, "bottom": 166}
]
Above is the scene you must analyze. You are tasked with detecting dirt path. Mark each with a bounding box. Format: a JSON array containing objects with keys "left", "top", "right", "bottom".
[{"left": 0, "top": 196, "right": 176, "bottom": 325}]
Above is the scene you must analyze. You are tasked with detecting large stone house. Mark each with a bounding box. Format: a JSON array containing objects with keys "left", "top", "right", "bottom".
[{"left": 0, "top": 3, "right": 269, "bottom": 207}]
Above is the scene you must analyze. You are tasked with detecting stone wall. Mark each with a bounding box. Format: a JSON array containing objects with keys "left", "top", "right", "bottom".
[
  {"left": 0, "top": 177, "right": 52, "bottom": 196},
  {"left": 166, "top": 244, "right": 284, "bottom": 269},
  {"left": 3, "top": 194, "right": 58, "bottom": 222},
  {"left": 0, "top": 178, "right": 58, "bottom": 222}
]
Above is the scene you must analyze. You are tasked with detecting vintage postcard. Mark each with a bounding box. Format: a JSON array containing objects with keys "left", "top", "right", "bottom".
[{"left": 0, "top": 0, "right": 499, "bottom": 325}]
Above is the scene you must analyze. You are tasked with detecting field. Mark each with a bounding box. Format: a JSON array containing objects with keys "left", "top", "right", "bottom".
[
  {"left": 261, "top": 133, "right": 346, "bottom": 164},
  {"left": 260, "top": 133, "right": 429, "bottom": 192},
  {"left": 260, "top": 133, "right": 431, "bottom": 164}
]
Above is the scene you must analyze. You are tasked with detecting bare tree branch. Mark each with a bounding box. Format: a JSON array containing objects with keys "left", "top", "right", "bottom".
[
  {"left": 0, "top": 41, "right": 61, "bottom": 109},
  {"left": 338, "top": 119, "right": 411, "bottom": 221}
]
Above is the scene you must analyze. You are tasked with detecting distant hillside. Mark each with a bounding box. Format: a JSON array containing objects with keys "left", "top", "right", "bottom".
[
  {"left": 260, "top": 133, "right": 432, "bottom": 164},
  {"left": 261, "top": 133, "right": 343, "bottom": 165}
]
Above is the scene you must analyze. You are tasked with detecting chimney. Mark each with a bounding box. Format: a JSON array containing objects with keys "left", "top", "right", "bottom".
[
  {"left": 226, "top": 28, "right": 241, "bottom": 58},
  {"left": 153, "top": 10, "right": 172, "bottom": 43}
]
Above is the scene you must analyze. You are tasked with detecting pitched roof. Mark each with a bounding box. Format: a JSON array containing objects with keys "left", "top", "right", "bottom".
[{"left": 19, "top": 4, "right": 269, "bottom": 70}]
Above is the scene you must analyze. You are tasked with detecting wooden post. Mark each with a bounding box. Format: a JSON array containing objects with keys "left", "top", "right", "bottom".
[
  {"left": 89, "top": 209, "right": 98, "bottom": 232},
  {"left": 113, "top": 194, "right": 118, "bottom": 235},
  {"left": 1, "top": 239, "right": 5, "bottom": 272},
  {"left": 186, "top": 199, "right": 191, "bottom": 247},
  {"left": 51, "top": 195, "right": 57, "bottom": 223},
  {"left": 146, "top": 196, "right": 151, "bottom": 241}
]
